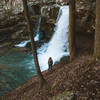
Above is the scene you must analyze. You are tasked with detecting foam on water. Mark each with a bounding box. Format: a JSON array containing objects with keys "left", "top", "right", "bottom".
[
  {"left": 15, "top": 40, "right": 30, "bottom": 47},
  {"left": 15, "top": 33, "right": 40, "bottom": 47}
]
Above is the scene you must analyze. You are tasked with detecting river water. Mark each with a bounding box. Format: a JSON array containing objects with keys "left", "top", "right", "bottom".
[
  {"left": 0, "top": 50, "right": 37, "bottom": 96},
  {"left": 0, "top": 6, "right": 69, "bottom": 96}
]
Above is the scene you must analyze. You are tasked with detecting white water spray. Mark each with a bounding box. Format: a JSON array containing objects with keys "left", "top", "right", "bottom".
[
  {"left": 34, "top": 16, "right": 42, "bottom": 41},
  {"left": 38, "top": 6, "right": 69, "bottom": 71}
]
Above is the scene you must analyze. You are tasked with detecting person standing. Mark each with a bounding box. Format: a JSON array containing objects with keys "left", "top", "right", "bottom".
[{"left": 48, "top": 57, "right": 53, "bottom": 70}]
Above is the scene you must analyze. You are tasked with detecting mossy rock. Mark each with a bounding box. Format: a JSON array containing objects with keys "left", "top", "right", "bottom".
[
  {"left": 12, "top": 34, "right": 18, "bottom": 39},
  {"left": 53, "top": 91, "right": 74, "bottom": 100},
  {"left": 0, "top": 42, "right": 12, "bottom": 47}
]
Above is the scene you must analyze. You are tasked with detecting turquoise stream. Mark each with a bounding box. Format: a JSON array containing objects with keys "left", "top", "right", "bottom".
[{"left": 0, "top": 50, "right": 36, "bottom": 96}]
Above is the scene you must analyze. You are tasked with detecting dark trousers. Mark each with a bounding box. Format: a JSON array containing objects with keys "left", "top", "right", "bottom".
[{"left": 49, "top": 63, "right": 52, "bottom": 70}]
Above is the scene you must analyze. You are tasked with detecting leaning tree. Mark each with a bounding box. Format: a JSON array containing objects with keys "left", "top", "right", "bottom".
[
  {"left": 69, "top": 0, "right": 76, "bottom": 61},
  {"left": 22, "top": 0, "right": 46, "bottom": 87}
]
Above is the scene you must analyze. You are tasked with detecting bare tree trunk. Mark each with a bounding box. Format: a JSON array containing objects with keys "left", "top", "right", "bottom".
[
  {"left": 94, "top": 0, "right": 100, "bottom": 60},
  {"left": 69, "top": 0, "right": 76, "bottom": 61},
  {"left": 22, "top": 0, "right": 46, "bottom": 87}
]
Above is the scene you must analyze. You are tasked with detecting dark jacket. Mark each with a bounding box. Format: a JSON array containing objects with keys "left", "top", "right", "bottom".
[{"left": 48, "top": 57, "right": 53, "bottom": 65}]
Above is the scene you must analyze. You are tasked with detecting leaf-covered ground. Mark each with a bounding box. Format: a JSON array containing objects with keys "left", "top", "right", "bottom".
[{"left": 0, "top": 55, "right": 100, "bottom": 100}]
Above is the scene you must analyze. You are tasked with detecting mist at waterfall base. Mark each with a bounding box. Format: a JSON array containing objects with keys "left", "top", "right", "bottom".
[{"left": 0, "top": 6, "right": 69, "bottom": 96}]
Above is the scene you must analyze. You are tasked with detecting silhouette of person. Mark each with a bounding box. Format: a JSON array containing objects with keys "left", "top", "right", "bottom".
[{"left": 48, "top": 57, "right": 53, "bottom": 70}]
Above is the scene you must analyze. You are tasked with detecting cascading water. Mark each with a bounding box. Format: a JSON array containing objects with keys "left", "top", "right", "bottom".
[
  {"left": 34, "top": 16, "right": 42, "bottom": 41},
  {"left": 38, "top": 6, "right": 69, "bottom": 71},
  {"left": 15, "top": 16, "right": 42, "bottom": 47}
]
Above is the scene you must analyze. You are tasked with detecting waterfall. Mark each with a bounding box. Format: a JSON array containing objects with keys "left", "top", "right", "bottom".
[
  {"left": 15, "top": 17, "right": 42, "bottom": 47},
  {"left": 34, "top": 16, "right": 42, "bottom": 41},
  {"left": 36, "top": 16, "right": 41, "bottom": 34},
  {"left": 15, "top": 6, "right": 69, "bottom": 71},
  {"left": 38, "top": 6, "right": 69, "bottom": 71}
]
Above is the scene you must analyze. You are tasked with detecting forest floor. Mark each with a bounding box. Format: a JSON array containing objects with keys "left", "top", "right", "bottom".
[
  {"left": 0, "top": 32, "right": 100, "bottom": 100},
  {"left": 0, "top": 54, "right": 100, "bottom": 100}
]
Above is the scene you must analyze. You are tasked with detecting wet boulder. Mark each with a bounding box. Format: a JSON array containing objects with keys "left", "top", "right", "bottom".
[{"left": 41, "top": 4, "right": 60, "bottom": 20}]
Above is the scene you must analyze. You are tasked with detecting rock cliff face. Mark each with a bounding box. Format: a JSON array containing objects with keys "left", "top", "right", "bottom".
[
  {"left": 76, "top": 0, "right": 96, "bottom": 34},
  {"left": 0, "top": 0, "right": 96, "bottom": 47},
  {"left": 32, "top": 0, "right": 96, "bottom": 37}
]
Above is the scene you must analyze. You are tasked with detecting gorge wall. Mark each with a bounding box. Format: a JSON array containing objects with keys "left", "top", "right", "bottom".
[{"left": 0, "top": 0, "right": 96, "bottom": 47}]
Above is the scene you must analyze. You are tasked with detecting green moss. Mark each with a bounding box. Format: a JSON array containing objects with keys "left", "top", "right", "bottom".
[
  {"left": 53, "top": 91, "right": 73, "bottom": 100},
  {"left": 51, "top": 81, "right": 57, "bottom": 90},
  {"left": 0, "top": 42, "right": 12, "bottom": 47}
]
